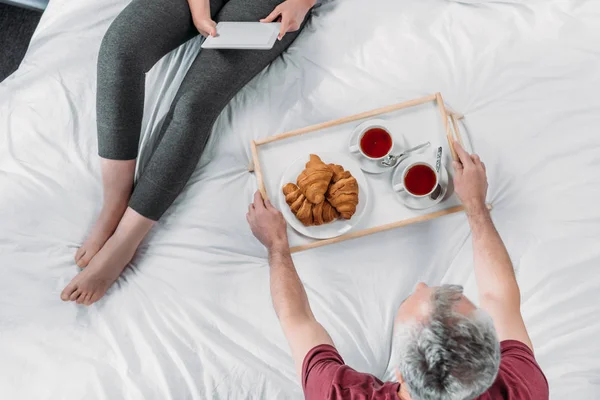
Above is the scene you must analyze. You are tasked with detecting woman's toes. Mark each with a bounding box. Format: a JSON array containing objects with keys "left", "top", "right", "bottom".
[
  {"left": 76, "top": 292, "right": 87, "bottom": 304},
  {"left": 89, "top": 293, "right": 101, "bottom": 305},
  {"left": 61, "top": 282, "right": 78, "bottom": 301},
  {"left": 70, "top": 289, "right": 82, "bottom": 302},
  {"left": 83, "top": 293, "right": 93, "bottom": 306},
  {"left": 74, "top": 247, "right": 85, "bottom": 263},
  {"left": 77, "top": 251, "right": 94, "bottom": 268},
  {"left": 76, "top": 251, "right": 88, "bottom": 268}
]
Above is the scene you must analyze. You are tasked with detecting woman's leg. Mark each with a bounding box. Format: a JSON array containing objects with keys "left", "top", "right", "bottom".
[
  {"left": 63, "top": 0, "right": 311, "bottom": 306},
  {"left": 127, "top": 0, "right": 311, "bottom": 220},
  {"left": 63, "top": 208, "right": 154, "bottom": 306},
  {"left": 63, "top": 0, "right": 224, "bottom": 303},
  {"left": 74, "top": 159, "right": 135, "bottom": 267},
  {"left": 74, "top": 0, "right": 219, "bottom": 268}
]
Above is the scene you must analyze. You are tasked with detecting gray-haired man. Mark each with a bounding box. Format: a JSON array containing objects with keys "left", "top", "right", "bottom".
[{"left": 246, "top": 141, "right": 548, "bottom": 399}]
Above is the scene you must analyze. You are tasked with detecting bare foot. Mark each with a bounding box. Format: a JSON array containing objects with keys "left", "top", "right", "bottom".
[
  {"left": 74, "top": 200, "right": 128, "bottom": 268},
  {"left": 62, "top": 229, "right": 138, "bottom": 305}
]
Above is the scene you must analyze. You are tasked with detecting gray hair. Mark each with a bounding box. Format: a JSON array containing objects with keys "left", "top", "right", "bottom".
[{"left": 393, "top": 285, "right": 500, "bottom": 400}]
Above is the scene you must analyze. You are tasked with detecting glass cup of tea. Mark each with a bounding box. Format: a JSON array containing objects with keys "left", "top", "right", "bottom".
[
  {"left": 393, "top": 157, "right": 439, "bottom": 198},
  {"left": 349, "top": 124, "right": 394, "bottom": 161}
]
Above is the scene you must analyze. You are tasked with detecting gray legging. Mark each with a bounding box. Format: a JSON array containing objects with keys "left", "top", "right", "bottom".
[{"left": 97, "top": 0, "right": 309, "bottom": 220}]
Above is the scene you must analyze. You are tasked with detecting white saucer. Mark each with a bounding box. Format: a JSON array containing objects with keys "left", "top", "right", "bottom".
[
  {"left": 278, "top": 153, "right": 370, "bottom": 239},
  {"left": 391, "top": 155, "right": 449, "bottom": 210},
  {"left": 347, "top": 119, "right": 408, "bottom": 174}
]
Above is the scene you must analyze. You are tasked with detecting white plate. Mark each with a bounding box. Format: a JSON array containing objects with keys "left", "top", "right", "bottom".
[
  {"left": 391, "top": 154, "right": 449, "bottom": 210},
  {"left": 347, "top": 119, "right": 408, "bottom": 174},
  {"left": 278, "top": 153, "right": 369, "bottom": 239}
]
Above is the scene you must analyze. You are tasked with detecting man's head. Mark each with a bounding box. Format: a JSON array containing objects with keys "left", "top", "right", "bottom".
[{"left": 392, "top": 283, "right": 500, "bottom": 400}]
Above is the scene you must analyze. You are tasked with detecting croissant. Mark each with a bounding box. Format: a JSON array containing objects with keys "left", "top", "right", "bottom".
[
  {"left": 283, "top": 183, "right": 313, "bottom": 226},
  {"left": 296, "top": 154, "right": 333, "bottom": 204},
  {"left": 283, "top": 183, "right": 339, "bottom": 226},
  {"left": 312, "top": 197, "right": 339, "bottom": 226},
  {"left": 326, "top": 164, "right": 359, "bottom": 219}
]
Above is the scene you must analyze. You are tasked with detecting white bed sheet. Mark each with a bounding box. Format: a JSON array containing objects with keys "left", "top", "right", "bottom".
[{"left": 1, "top": 0, "right": 599, "bottom": 398}]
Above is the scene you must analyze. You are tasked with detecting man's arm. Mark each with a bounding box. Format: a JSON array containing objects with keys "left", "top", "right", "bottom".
[
  {"left": 268, "top": 243, "right": 335, "bottom": 378},
  {"left": 246, "top": 192, "right": 334, "bottom": 378},
  {"left": 453, "top": 142, "right": 534, "bottom": 351}
]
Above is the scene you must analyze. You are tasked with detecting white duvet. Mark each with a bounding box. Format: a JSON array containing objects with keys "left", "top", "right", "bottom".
[{"left": 1, "top": 0, "right": 599, "bottom": 398}]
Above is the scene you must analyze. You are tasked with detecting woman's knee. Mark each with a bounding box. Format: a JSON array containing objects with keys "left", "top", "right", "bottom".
[
  {"left": 98, "top": 17, "right": 156, "bottom": 74},
  {"left": 172, "top": 91, "right": 222, "bottom": 125},
  {"left": 164, "top": 93, "right": 219, "bottom": 152},
  {"left": 98, "top": 26, "right": 138, "bottom": 72}
]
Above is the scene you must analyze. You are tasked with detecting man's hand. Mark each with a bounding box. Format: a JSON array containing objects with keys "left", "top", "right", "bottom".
[
  {"left": 260, "top": 0, "right": 315, "bottom": 40},
  {"left": 452, "top": 141, "right": 488, "bottom": 215},
  {"left": 246, "top": 191, "right": 289, "bottom": 251}
]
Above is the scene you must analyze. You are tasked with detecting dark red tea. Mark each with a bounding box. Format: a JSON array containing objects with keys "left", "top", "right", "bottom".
[
  {"left": 404, "top": 164, "right": 437, "bottom": 196},
  {"left": 359, "top": 128, "right": 392, "bottom": 158}
]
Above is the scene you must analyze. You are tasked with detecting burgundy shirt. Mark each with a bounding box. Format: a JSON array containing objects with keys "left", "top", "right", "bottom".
[{"left": 302, "top": 340, "right": 549, "bottom": 400}]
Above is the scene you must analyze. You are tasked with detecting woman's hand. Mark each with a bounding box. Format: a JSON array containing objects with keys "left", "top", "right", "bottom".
[
  {"left": 261, "top": 0, "right": 316, "bottom": 40},
  {"left": 194, "top": 16, "right": 217, "bottom": 37},
  {"left": 188, "top": 0, "right": 217, "bottom": 37}
]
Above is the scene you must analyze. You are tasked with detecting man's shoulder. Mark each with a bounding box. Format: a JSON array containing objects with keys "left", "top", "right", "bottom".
[
  {"left": 477, "top": 340, "right": 549, "bottom": 400},
  {"left": 303, "top": 344, "right": 400, "bottom": 400}
]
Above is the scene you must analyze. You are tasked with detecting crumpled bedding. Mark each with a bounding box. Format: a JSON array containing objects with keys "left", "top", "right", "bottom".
[{"left": 1, "top": 0, "right": 599, "bottom": 398}]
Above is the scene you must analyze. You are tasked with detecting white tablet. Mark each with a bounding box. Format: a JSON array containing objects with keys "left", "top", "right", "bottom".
[{"left": 201, "top": 22, "right": 281, "bottom": 50}]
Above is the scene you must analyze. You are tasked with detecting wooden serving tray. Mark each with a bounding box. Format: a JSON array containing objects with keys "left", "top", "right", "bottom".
[{"left": 249, "top": 93, "right": 489, "bottom": 253}]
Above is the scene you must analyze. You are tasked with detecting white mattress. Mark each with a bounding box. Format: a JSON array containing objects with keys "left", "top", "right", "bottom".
[{"left": 1, "top": 0, "right": 599, "bottom": 398}]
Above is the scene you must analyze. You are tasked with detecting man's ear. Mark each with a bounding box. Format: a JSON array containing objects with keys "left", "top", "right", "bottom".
[
  {"left": 395, "top": 368, "right": 413, "bottom": 400},
  {"left": 395, "top": 367, "right": 404, "bottom": 384}
]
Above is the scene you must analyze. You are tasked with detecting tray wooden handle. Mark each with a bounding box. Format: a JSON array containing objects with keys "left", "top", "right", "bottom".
[
  {"left": 450, "top": 114, "right": 464, "bottom": 147},
  {"left": 255, "top": 94, "right": 437, "bottom": 146},
  {"left": 435, "top": 93, "right": 458, "bottom": 162},
  {"left": 290, "top": 203, "right": 493, "bottom": 253},
  {"left": 250, "top": 140, "right": 268, "bottom": 200}
]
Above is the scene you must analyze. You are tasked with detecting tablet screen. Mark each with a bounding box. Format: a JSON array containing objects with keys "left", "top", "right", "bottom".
[{"left": 202, "top": 22, "right": 281, "bottom": 50}]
